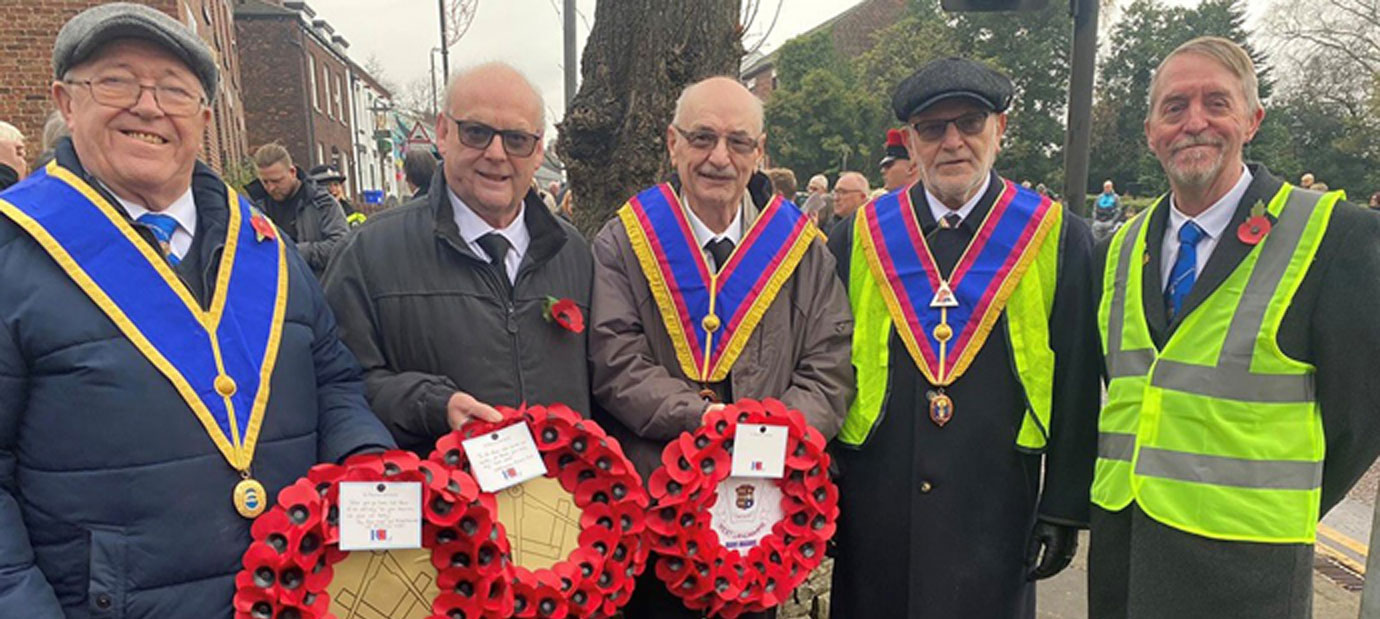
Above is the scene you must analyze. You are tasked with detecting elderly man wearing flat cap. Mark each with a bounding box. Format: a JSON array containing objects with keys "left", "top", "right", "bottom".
[
  {"left": 0, "top": 4, "right": 394, "bottom": 616},
  {"left": 825, "top": 57, "right": 1100, "bottom": 618}
]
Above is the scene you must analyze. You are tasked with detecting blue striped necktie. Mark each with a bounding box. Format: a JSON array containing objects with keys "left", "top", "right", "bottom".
[
  {"left": 1165, "top": 220, "right": 1205, "bottom": 320},
  {"left": 137, "top": 212, "right": 181, "bottom": 266}
]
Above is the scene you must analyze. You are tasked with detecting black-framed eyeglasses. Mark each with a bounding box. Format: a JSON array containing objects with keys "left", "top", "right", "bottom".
[
  {"left": 64, "top": 76, "right": 205, "bottom": 117},
  {"left": 909, "top": 111, "right": 990, "bottom": 142},
  {"left": 447, "top": 116, "right": 542, "bottom": 157},
  {"left": 673, "top": 126, "right": 760, "bottom": 155}
]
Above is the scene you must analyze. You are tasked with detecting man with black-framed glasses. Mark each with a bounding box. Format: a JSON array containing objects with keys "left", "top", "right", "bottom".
[
  {"left": 324, "top": 62, "right": 595, "bottom": 455},
  {"left": 827, "top": 57, "right": 1100, "bottom": 618}
]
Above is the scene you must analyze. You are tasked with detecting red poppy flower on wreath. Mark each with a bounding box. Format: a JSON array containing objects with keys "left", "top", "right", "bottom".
[
  {"left": 646, "top": 398, "right": 838, "bottom": 619},
  {"left": 438, "top": 403, "right": 649, "bottom": 618},
  {"left": 544, "top": 296, "right": 585, "bottom": 334},
  {"left": 234, "top": 449, "right": 506, "bottom": 619}
]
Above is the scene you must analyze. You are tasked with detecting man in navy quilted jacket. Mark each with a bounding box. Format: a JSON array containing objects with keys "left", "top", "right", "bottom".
[{"left": 0, "top": 4, "right": 393, "bottom": 617}]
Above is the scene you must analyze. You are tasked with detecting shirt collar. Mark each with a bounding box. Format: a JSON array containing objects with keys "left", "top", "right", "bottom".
[
  {"left": 111, "top": 185, "right": 198, "bottom": 236},
  {"left": 448, "top": 187, "right": 531, "bottom": 256},
  {"left": 683, "top": 192, "right": 746, "bottom": 249},
  {"left": 1168, "top": 164, "right": 1253, "bottom": 241},
  {"left": 925, "top": 174, "right": 991, "bottom": 225}
]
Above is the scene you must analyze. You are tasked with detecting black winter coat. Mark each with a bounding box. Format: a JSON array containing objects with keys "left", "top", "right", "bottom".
[
  {"left": 0, "top": 140, "right": 394, "bottom": 618},
  {"left": 245, "top": 169, "right": 349, "bottom": 277},
  {"left": 825, "top": 176, "right": 1101, "bottom": 618},
  {"left": 323, "top": 169, "right": 594, "bottom": 454}
]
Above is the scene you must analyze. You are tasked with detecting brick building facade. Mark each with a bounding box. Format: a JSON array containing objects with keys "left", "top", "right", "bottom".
[
  {"left": 235, "top": 0, "right": 359, "bottom": 198},
  {"left": 0, "top": 0, "right": 248, "bottom": 172},
  {"left": 741, "top": 0, "right": 906, "bottom": 102}
]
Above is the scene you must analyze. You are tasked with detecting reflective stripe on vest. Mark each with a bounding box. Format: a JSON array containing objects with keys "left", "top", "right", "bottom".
[
  {"left": 839, "top": 205, "right": 1062, "bottom": 450},
  {"left": 1095, "top": 184, "right": 1338, "bottom": 543}
]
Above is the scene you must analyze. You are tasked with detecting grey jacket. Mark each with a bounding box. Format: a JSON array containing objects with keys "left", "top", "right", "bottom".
[
  {"left": 246, "top": 169, "right": 349, "bottom": 277},
  {"left": 323, "top": 169, "right": 594, "bottom": 454},
  {"left": 588, "top": 176, "right": 855, "bottom": 477}
]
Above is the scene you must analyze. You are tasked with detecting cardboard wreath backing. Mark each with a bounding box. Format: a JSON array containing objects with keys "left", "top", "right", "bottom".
[
  {"left": 433, "top": 403, "right": 650, "bottom": 618},
  {"left": 646, "top": 398, "right": 840, "bottom": 619}
]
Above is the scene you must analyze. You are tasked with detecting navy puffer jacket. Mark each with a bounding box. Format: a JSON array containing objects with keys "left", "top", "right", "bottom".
[{"left": 0, "top": 141, "right": 394, "bottom": 618}]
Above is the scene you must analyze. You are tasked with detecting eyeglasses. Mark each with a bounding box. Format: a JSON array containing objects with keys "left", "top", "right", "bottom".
[
  {"left": 673, "top": 126, "right": 760, "bottom": 155},
  {"left": 909, "top": 111, "right": 990, "bottom": 142},
  {"left": 447, "top": 116, "right": 542, "bottom": 158},
  {"left": 64, "top": 76, "right": 205, "bottom": 117}
]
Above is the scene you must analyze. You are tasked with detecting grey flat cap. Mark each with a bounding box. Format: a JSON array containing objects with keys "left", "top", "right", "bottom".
[
  {"left": 892, "top": 57, "right": 1013, "bottom": 122},
  {"left": 53, "top": 2, "right": 218, "bottom": 104}
]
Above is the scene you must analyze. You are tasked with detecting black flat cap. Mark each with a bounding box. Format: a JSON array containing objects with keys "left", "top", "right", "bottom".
[
  {"left": 54, "top": 2, "right": 219, "bottom": 104},
  {"left": 892, "top": 57, "right": 1013, "bottom": 122}
]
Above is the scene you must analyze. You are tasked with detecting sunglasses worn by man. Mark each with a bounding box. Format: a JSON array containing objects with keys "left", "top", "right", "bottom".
[
  {"left": 910, "top": 111, "right": 990, "bottom": 142},
  {"left": 447, "top": 115, "right": 541, "bottom": 158}
]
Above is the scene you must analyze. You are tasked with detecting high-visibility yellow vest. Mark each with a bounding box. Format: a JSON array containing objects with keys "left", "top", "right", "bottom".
[
  {"left": 1093, "top": 184, "right": 1339, "bottom": 544},
  {"left": 839, "top": 205, "right": 1063, "bottom": 450}
]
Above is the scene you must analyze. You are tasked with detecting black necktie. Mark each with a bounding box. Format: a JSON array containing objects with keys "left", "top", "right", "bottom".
[
  {"left": 475, "top": 232, "right": 512, "bottom": 290},
  {"left": 928, "top": 213, "right": 968, "bottom": 277},
  {"left": 705, "top": 238, "right": 735, "bottom": 273}
]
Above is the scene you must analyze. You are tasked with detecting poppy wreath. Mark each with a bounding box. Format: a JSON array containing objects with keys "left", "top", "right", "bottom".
[
  {"left": 645, "top": 398, "right": 839, "bottom": 618},
  {"left": 433, "top": 403, "right": 650, "bottom": 618},
  {"left": 233, "top": 449, "right": 512, "bottom": 619}
]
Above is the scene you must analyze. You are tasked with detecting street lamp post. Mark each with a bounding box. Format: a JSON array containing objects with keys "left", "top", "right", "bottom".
[
  {"left": 437, "top": 0, "right": 449, "bottom": 79},
  {"left": 430, "top": 47, "right": 441, "bottom": 120}
]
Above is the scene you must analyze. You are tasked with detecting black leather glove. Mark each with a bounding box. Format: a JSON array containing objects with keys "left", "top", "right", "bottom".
[{"left": 1026, "top": 519, "right": 1079, "bottom": 581}]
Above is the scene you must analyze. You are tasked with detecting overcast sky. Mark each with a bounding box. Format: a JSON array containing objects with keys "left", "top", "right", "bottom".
[
  {"left": 305, "top": 0, "right": 1223, "bottom": 137},
  {"left": 306, "top": 0, "right": 867, "bottom": 136}
]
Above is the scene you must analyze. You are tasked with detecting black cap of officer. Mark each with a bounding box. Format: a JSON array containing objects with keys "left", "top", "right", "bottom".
[{"left": 891, "top": 57, "right": 1014, "bottom": 122}]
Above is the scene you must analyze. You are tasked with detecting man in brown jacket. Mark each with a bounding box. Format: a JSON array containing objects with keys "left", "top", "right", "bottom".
[{"left": 588, "top": 76, "right": 854, "bottom": 617}]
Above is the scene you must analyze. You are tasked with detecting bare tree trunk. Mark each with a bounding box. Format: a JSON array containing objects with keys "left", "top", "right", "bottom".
[{"left": 557, "top": 0, "right": 743, "bottom": 238}]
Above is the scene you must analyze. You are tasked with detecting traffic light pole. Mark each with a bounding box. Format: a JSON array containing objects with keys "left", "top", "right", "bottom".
[{"left": 1061, "top": 0, "right": 1097, "bottom": 216}]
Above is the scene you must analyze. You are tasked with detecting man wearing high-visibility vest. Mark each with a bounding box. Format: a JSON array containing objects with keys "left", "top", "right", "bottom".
[
  {"left": 1090, "top": 36, "right": 1380, "bottom": 618},
  {"left": 827, "top": 57, "right": 1102, "bottom": 618}
]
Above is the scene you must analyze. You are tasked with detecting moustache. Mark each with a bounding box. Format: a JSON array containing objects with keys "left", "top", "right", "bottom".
[
  {"left": 695, "top": 165, "right": 737, "bottom": 180},
  {"left": 1170, "top": 135, "right": 1224, "bottom": 153}
]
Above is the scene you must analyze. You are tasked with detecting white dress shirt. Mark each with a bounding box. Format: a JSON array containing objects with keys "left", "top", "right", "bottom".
[
  {"left": 684, "top": 194, "right": 746, "bottom": 272},
  {"left": 1160, "top": 165, "right": 1253, "bottom": 291},
  {"left": 925, "top": 174, "right": 991, "bottom": 227},
  {"left": 115, "top": 187, "right": 198, "bottom": 260},
  {"left": 449, "top": 188, "right": 530, "bottom": 283}
]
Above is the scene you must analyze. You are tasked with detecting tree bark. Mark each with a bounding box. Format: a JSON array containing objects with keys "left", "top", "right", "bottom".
[{"left": 557, "top": 0, "right": 743, "bottom": 238}]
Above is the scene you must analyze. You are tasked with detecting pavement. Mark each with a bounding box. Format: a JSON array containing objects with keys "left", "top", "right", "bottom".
[{"left": 1037, "top": 460, "right": 1380, "bottom": 618}]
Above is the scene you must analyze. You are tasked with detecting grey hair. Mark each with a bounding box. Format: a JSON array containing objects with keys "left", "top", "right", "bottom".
[
  {"left": 444, "top": 61, "right": 546, "bottom": 127},
  {"left": 0, "top": 121, "right": 22, "bottom": 143},
  {"left": 1148, "top": 36, "right": 1262, "bottom": 119},
  {"left": 837, "top": 171, "right": 870, "bottom": 193}
]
